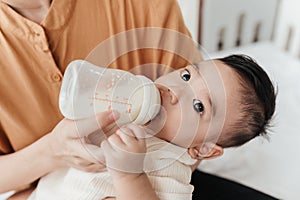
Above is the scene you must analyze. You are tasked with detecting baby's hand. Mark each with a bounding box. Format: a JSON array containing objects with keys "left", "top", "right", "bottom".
[{"left": 101, "top": 124, "right": 146, "bottom": 178}]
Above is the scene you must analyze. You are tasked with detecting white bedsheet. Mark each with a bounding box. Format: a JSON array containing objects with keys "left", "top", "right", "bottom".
[{"left": 198, "top": 41, "right": 300, "bottom": 200}]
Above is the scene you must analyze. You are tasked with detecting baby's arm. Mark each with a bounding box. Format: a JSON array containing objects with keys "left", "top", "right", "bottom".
[
  {"left": 191, "top": 160, "right": 201, "bottom": 171},
  {"left": 101, "top": 124, "right": 159, "bottom": 200}
]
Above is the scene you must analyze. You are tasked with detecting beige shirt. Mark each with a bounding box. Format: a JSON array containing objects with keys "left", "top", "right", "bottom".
[
  {"left": 30, "top": 137, "right": 197, "bottom": 200},
  {"left": 0, "top": 0, "right": 200, "bottom": 153}
]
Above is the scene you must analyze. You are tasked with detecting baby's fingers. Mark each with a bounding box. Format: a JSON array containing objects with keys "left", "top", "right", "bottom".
[
  {"left": 116, "top": 128, "right": 137, "bottom": 145},
  {"left": 124, "top": 124, "right": 147, "bottom": 140}
]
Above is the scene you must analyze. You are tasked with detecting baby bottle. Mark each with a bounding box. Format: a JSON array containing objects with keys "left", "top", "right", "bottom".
[{"left": 59, "top": 60, "right": 161, "bottom": 126}]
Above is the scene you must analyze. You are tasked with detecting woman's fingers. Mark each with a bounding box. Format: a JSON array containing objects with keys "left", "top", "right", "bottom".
[
  {"left": 64, "top": 138, "right": 106, "bottom": 164},
  {"left": 48, "top": 110, "right": 119, "bottom": 170},
  {"left": 69, "top": 110, "right": 120, "bottom": 138},
  {"left": 124, "top": 124, "right": 146, "bottom": 139},
  {"left": 67, "top": 156, "right": 106, "bottom": 172},
  {"left": 115, "top": 128, "right": 136, "bottom": 144}
]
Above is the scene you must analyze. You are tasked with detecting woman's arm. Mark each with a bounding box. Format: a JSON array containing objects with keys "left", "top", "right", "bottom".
[
  {"left": 0, "top": 134, "right": 57, "bottom": 193},
  {"left": 191, "top": 160, "right": 201, "bottom": 171},
  {"left": 7, "top": 187, "right": 35, "bottom": 200},
  {"left": 0, "top": 110, "right": 119, "bottom": 193}
]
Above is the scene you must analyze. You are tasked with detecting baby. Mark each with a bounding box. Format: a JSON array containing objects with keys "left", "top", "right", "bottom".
[{"left": 29, "top": 54, "right": 276, "bottom": 200}]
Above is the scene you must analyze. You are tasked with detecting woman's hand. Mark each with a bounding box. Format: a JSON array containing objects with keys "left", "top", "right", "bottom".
[
  {"left": 0, "top": 110, "right": 120, "bottom": 193},
  {"left": 101, "top": 124, "right": 147, "bottom": 178},
  {"left": 45, "top": 110, "right": 120, "bottom": 172}
]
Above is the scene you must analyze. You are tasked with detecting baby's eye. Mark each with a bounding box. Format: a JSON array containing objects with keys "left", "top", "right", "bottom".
[
  {"left": 180, "top": 69, "right": 191, "bottom": 81},
  {"left": 193, "top": 99, "right": 204, "bottom": 114}
]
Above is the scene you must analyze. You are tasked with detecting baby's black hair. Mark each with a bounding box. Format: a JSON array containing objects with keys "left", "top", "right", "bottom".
[{"left": 217, "top": 54, "right": 276, "bottom": 147}]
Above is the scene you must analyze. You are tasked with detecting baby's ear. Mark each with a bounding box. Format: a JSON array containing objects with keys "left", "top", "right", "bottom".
[{"left": 188, "top": 143, "right": 223, "bottom": 160}]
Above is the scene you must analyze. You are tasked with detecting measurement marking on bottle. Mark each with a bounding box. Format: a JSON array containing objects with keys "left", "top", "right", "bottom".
[{"left": 89, "top": 95, "right": 133, "bottom": 114}]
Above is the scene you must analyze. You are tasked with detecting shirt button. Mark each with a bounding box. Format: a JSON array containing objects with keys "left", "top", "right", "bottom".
[
  {"left": 51, "top": 73, "right": 62, "bottom": 82},
  {"left": 35, "top": 32, "right": 40, "bottom": 37}
]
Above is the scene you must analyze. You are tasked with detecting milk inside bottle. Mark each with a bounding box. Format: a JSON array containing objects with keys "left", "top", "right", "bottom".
[{"left": 59, "top": 60, "right": 161, "bottom": 126}]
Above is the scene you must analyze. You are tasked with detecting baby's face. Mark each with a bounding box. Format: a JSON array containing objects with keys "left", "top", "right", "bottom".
[{"left": 152, "top": 60, "right": 242, "bottom": 148}]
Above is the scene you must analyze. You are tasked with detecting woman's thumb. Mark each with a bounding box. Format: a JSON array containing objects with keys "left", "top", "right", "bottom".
[
  {"left": 74, "top": 110, "right": 120, "bottom": 138},
  {"left": 96, "top": 110, "right": 120, "bottom": 128}
]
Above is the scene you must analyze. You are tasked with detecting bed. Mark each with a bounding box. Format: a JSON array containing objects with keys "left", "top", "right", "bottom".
[{"left": 193, "top": 0, "right": 300, "bottom": 199}]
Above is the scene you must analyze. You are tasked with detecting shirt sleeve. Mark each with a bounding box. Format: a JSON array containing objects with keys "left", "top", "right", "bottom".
[
  {"left": 0, "top": 123, "right": 13, "bottom": 155},
  {"left": 105, "top": 0, "right": 203, "bottom": 80},
  {"left": 146, "top": 0, "right": 203, "bottom": 77},
  {"left": 147, "top": 160, "right": 194, "bottom": 200},
  {"left": 148, "top": 176, "right": 194, "bottom": 200}
]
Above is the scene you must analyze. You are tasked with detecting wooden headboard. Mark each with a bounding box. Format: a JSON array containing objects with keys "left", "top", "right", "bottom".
[
  {"left": 178, "top": 0, "right": 300, "bottom": 55},
  {"left": 274, "top": 0, "right": 300, "bottom": 57},
  {"left": 199, "top": 0, "right": 280, "bottom": 52}
]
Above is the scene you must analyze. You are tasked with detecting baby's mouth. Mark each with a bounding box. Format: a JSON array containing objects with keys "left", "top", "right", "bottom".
[
  {"left": 143, "top": 106, "right": 166, "bottom": 137},
  {"left": 143, "top": 87, "right": 166, "bottom": 136},
  {"left": 155, "top": 84, "right": 170, "bottom": 104}
]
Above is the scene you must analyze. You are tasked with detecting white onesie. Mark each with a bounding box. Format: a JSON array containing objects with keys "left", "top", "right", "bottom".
[{"left": 28, "top": 137, "right": 196, "bottom": 200}]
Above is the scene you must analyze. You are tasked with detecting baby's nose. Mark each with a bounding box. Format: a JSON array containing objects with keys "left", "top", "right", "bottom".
[
  {"left": 168, "top": 88, "right": 179, "bottom": 105},
  {"left": 156, "top": 84, "right": 180, "bottom": 104}
]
